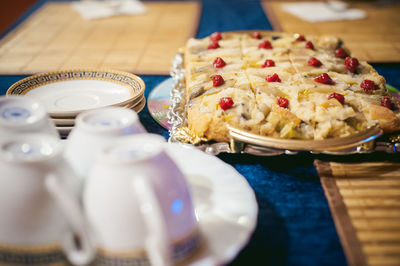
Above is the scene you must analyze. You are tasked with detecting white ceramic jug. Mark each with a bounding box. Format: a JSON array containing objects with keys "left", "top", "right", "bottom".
[
  {"left": 83, "top": 134, "right": 200, "bottom": 266},
  {"left": 0, "top": 133, "right": 94, "bottom": 265}
]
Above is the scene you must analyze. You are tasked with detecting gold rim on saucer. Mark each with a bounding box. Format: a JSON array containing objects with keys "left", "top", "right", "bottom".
[
  {"left": 7, "top": 69, "right": 145, "bottom": 117},
  {"left": 131, "top": 97, "right": 146, "bottom": 113},
  {"left": 124, "top": 94, "right": 145, "bottom": 109}
]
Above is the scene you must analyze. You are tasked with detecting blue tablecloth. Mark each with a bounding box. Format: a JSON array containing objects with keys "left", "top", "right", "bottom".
[{"left": 1, "top": 1, "right": 400, "bottom": 265}]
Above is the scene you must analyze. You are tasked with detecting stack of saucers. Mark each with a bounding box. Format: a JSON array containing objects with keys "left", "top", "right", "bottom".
[{"left": 7, "top": 69, "right": 146, "bottom": 138}]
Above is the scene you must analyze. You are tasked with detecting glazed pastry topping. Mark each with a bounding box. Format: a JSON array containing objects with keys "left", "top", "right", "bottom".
[
  {"left": 305, "top": 41, "right": 314, "bottom": 49},
  {"left": 344, "top": 56, "right": 359, "bottom": 73},
  {"left": 314, "top": 73, "right": 334, "bottom": 84},
  {"left": 266, "top": 73, "right": 281, "bottom": 82},
  {"left": 208, "top": 42, "right": 219, "bottom": 49},
  {"left": 334, "top": 48, "right": 348, "bottom": 58},
  {"left": 210, "top": 32, "right": 222, "bottom": 42},
  {"left": 328, "top": 92, "right": 345, "bottom": 105},
  {"left": 262, "top": 59, "right": 276, "bottom": 68},
  {"left": 219, "top": 97, "right": 234, "bottom": 110},
  {"left": 360, "top": 79, "right": 376, "bottom": 92},
  {"left": 381, "top": 96, "right": 392, "bottom": 109},
  {"left": 258, "top": 40, "right": 273, "bottom": 49},
  {"left": 308, "top": 57, "right": 322, "bottom": 67},
  {"left": 278, "top": 97, "right": 289, "bottom": 108},
  {"left": 296, "top": 35, "right": 306, "bottom": 41},
  {"left": 212, "top": 75, "right": 224, "bottom": 87},
  {"left": 213, "top": 57, "right": 226, "bottom": 68},
  {"left": 252, "top": 32, "right": 261, "bottom": 39}
]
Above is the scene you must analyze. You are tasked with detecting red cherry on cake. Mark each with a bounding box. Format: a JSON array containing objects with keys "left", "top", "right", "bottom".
[
  {"left": 252, "top": 32, "right": 261, "bottom": 39},
  {"left": 258, "top": 40, "right": 273, "bottom": 49},
  {"left": 334, "top": 48, "right": 348, "bottom": 58},
  {"left": 305, "top": 41, "right": 314, "bottom": 50},
  {"left": 360, "top": 79, "right": 376, "bottom": 92},
  {"left": 219, "top": 97, "right": 234, "bottom": 110},
  {"left": 314, "top": 73, "right": 334, "bottom": 85},
  {"left": 344, "top": 57, "right": 359, "bottom": 73},
  {"left": 328, "top": 92, "right": 345, "bottom": 105},
  {"left": 381, "top": 96, "right": 392, "bottom": 109},
  {"left": 210, "top": 32, "right": 222, "bottom": 42},
  {"left": 277, "top": 97, "right": 289, "bottom": 108},
  {"left": 266, "top": 73, "right": 281, "bottom": 82},
  {"left": 213, "top": 57, "right": 226, "bottom": 68},
  {"left": 296, "top": 35, "right": 306, "bottom": 41},
  {"left": 212, "top": 75, "right": 224, "bottom": 87},
  {"left": 308, "top": 57, "right": 322, "bottom": 67},
  {"left": 262, "top": 59, "right": 275, "bottom": 68},
  {"left": 208, "top": 41, "right": 219, "bottom": 49}
]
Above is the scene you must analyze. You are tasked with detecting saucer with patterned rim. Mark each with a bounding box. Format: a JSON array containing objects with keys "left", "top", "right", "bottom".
[{"left": 7, "top": 69, "right": 145, "bottom": 118}]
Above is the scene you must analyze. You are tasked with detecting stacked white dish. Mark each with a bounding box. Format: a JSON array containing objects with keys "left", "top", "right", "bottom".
[
  {"left": 6, "top": 69, "right": 146, "bottom": 138},
  {"left": 0, "top": 96, "right": 258, "bottom": 266}
]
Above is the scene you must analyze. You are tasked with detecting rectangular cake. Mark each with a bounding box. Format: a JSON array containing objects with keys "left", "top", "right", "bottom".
[{"left": 182, "top": 31, "right": 400, "bottom": 143}]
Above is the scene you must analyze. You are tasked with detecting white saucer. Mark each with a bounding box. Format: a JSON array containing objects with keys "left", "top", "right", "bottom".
[
  {"left": 7, "top": 69, "right": 145, "bottom": 118},
  {"left": 131, "top": 97, "right": 146, "bottom": 113},
  {"left": 53, "top": 98, "right": 146, "bottom": 138},
  {"left": 56, "top": 126, "right": 73, "bottom": 135},
  {"left": 164, "top": 143, "right": 258, "bottom": 265},
  {"left": 52, "top": 117, "right": 75, "bottom": 126}
]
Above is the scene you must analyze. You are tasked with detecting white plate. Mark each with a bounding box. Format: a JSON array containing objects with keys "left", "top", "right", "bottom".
[
  {"left": 56, "top": 126, "right": 73, "bottom": 138},
  {"left": 56, "top": 126, "right": 73, "bottom": 135},
  {"left": 131, "top": 97, "right": 146, "bottom": 113},
  {"left": 164, "top": 143, "right": 258, "bottom": 265},
  {"left": 7, "top": 69, "right": 145, "bottom": 117},
  {"left": 53, "top": 98, "right": 146, "bottom": 136},
  {"left": 124, "top": 94, "right": 145, "bottom": 109},
  {"left": 50, "top": 94, "right": 145, "bottom": 126}
]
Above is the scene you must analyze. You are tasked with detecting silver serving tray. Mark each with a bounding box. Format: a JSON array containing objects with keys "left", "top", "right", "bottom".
[{"left": 168, "top": 53, "right": 400, "bottom": 155}]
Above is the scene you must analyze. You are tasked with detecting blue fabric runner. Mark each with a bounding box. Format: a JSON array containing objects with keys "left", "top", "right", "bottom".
[{"left": 1, "top": 1, "right": 400, "bottom": 265}]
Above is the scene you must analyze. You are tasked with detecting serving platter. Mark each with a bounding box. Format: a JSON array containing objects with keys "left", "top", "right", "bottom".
[
  {"left": 7, "top": 69, "right": 145, "bottom": 118},
  {"left": 168, "top": 53, "right": 400, "bottom": 155},
  {"left": 164, "top": 143, "right": 257, "bottom": 265}
]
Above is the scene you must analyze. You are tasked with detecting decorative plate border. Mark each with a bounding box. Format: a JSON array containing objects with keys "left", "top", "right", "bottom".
[
  {"left": 95, "top": 228, "right": 201, "bottom": 266},
  {"left": 0, "top": 242, "right": 65, "bottom": 265},
  {"left": 6, "top": 69, "right": 145, "bottom": 115}
]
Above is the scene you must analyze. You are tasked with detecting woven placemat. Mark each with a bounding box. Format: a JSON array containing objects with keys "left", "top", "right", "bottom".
[
  {"left": 0, "top": 1, "right": 201, "bottom": 75},
  {"left": 262, "top": 1, "right": 400, "bottom": 62},
  {"left": 315, "top": 160, "right": 400, "bottom": 266}
]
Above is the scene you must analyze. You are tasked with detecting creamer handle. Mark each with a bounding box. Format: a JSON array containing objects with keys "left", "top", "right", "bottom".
[
  {"left": 132, "top": 176, "right": 171, "bottom": 266},
  {"left": 45, "top": 174, "right": 95, "bottom": 266}
]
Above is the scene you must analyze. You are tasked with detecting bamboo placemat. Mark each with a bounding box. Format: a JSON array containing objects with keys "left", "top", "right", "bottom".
[
  {"left": 262, "top": 1, "right": 400, "bottom": 62},
  {"left": 0, "top": 1, "right": 201, "bottom": 75},
  {"left": 315, "top": 160, "right": 400, "bottom": 266}
]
